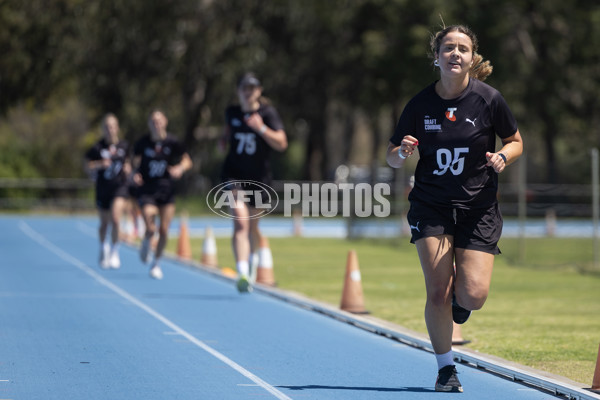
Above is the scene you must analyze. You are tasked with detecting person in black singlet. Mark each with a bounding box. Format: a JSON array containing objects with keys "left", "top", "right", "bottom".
[
  {"left": 386, "top": 25, "right": 523, "bottom": 392},
  {"left": 85, "top": 113, "right": 131, "bottom": 270},
  {"left": 220, "top": 73, "right": 287, "bottom": 292},
  {"left": 133, "top": 109, "right": 193, "bottom": 280}
]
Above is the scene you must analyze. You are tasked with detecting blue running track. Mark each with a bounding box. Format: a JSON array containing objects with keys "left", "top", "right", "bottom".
[{"left": 0, "top": 215, "right": 597, "bottom": 400}]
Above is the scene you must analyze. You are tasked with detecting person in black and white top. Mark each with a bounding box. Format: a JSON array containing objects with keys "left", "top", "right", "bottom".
[
  {"left": 133, "top": 109, "right": 193, "bottom": 279},
  {"left": 85, "top": 113, "right": 131, "bottom": 270},
  {"left": 387, "top": 25, "right": 523, "bottom": 392},
  {"left": 220, "top": 73, "right": 287, "bottom": 293}
]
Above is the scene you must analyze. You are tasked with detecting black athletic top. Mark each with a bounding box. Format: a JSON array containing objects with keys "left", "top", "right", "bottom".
[
  {"left": 221, "top": 103, "right": 284, "bottom": 183},
  {"left": 390, "top": 79, "right": 518, "bottom": 208},
  {"left": 133, "top": 133, "right": 186, "bottom": 189},
  {"left": 85, "top": 139, "right": 130, "bottom": 190}
]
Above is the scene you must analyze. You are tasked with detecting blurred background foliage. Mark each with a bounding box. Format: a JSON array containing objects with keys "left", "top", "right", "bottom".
[{"left": 1, "top": 0, "right": 600, "bottom": 190}]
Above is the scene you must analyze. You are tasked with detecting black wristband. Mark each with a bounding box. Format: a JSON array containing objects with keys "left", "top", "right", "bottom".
[{"left": 498, "top": 153, "right": 507, "bottom": 163}]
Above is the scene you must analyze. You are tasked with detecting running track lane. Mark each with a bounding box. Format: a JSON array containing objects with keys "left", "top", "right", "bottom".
[{"left": 0, "top": 215, "right": 589, "bottom": 399}]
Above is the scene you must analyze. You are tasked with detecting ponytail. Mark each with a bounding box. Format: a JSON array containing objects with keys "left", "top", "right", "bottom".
[{"left": 470, "top": 52, "right": 493, "bottom": 81}]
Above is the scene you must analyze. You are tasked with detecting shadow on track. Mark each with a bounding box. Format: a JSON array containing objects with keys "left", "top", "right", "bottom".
[{"left": 277, "top": 385, "right": 434, "bottom": 393}]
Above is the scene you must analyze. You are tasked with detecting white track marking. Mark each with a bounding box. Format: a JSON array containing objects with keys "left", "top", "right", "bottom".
[
  {"left": 76, "top": 221, "right": 96, "bottom": 237},
  {"left": 19, "top": 221, "right": 292, "bottom": 400}
]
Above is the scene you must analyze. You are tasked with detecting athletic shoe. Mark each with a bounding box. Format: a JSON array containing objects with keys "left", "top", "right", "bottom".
[
  {"left": 140, "top": 237, "right": 151, "bottom": 263},
  {"left": 236, "top": 275, "right": 252, "bottom": 293},
  {"left": 452, "top": 294, "right": 471, "bottom": 324},
  {"left": 109, "top": 248, "right": 121, "bottom": 269},
  {"left": 435, "top": 365, "right": 463, "bottom": 392},
  {"left": 149, "top": 263, "right": 163, "bottom": 280},
  {"left": 99, "top": 244, "right": 110, "bottom": 269}
]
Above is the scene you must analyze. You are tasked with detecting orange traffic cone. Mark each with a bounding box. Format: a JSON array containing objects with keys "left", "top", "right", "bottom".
[
  {"left": 221, "top": 266, "right": 237, "bottom": 278},
  {"left": 592, "top": 342, "right": 600, "bottom": 392},
  {"left": 201, "top": 226, "right": 218, "bottom": 267},
  {"left": 176, "top": 216, "right": 192, "bottom": 260},
  {"left": 452, "top": 322, "right": 471, "bottom": 346},
  {"left": 256, "top": 236, "right": 276, "bottom": 286},
  {"left": 292, "top": 209, "right": 303, "bottom": 236},
  {"left": 340, "top": 250, "right": 369, "bottom": 314}
]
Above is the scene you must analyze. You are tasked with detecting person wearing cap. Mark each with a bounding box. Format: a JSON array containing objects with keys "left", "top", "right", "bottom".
[{"left": 219, "top": 72, "right": 288, "bottom": 293}]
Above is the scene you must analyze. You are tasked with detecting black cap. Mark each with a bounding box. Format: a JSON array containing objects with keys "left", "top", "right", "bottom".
[{"left": 238, "top": 73, "right": 261, "bottom": 88}]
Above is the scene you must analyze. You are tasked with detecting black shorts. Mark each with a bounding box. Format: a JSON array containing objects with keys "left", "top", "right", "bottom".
[
  {"left": 96, "top": 184, "right": 129, "bottom": 210},
  {"left": 406, "top": 201, "right": 502, "bottom": 255},
  {"left": 136, "top": 182, "right": 176, "bottom": 207}
]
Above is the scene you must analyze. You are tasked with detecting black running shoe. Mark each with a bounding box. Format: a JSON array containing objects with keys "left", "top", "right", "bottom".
[
  {"left": 452, "top": 294, "right": 471, "bottom": 324},
  {"left": 435, "top": 365, "right": 463, "bottom": 392}
]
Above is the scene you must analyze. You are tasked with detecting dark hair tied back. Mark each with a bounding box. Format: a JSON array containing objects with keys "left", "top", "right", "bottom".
[{"left": 430, "top": 24, "right": 493, "bottom": 81}]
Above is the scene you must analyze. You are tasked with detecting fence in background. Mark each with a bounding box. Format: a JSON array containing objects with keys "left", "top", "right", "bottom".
[
  {"left": 3, "top": 159, "right": 600, "bottom": 269},
  {"left": 1, "top": 175, "right": 598, "bottom": 219},
  {"left": 0, "top": 178, "right": 93, "bottom": 212}
]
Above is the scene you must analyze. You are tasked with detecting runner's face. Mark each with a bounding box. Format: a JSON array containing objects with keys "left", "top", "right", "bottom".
[
  {"left": 148, "top": 112, "right": 168, "bottom": 138},
  {"left": 103, "top": 116, "right": 119, "bottom": 143},
  {"left": 436, "top": 31, "right": 473, "bottom": 79},
  {"left": 238, "top": 84, "right": 261, "bottom": 107}
]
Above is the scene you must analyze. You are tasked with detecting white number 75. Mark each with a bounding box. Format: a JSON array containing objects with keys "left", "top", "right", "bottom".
[
  {"left": 433, "top": 147, "right": 469, "bottom": 176},
  {"left": 234, "top": 133, "right": 257, "bottom": 155}
]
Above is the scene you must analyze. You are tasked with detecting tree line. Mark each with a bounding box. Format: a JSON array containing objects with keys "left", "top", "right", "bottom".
[{"left": 1, "top": 0, "right": 599, "bottom": 190}]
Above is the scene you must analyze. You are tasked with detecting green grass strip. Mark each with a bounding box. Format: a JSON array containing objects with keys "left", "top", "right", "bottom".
[{"left": 169, "top": 235, "right": 600, "bottom": 385}]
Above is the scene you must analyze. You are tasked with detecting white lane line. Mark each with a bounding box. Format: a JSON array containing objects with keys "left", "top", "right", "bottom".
[
  {"left": 76, "top": 221, "right": 96, "bottom": 237},
  {"left": 19, "top": 221, "right": 292, "bottom": 400}
]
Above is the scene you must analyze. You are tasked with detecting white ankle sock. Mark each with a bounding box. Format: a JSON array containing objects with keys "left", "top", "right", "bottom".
[
  {"left": 435, "top": 350, "right": 454, "bottom": 370},
  {"left": 236, "top": 260, "right": 249, "bottom": 276}
]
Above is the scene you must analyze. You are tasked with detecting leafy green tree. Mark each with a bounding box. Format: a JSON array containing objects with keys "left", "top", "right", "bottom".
[
  {"left": 74, "top": 0, "right": 184, "bottom": 131},
  {"left": 1, "top": 0, "right": 600, "bottom": 187},
  {"left": 0, "top": 0, "right": 80, "bottom": 113}
]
